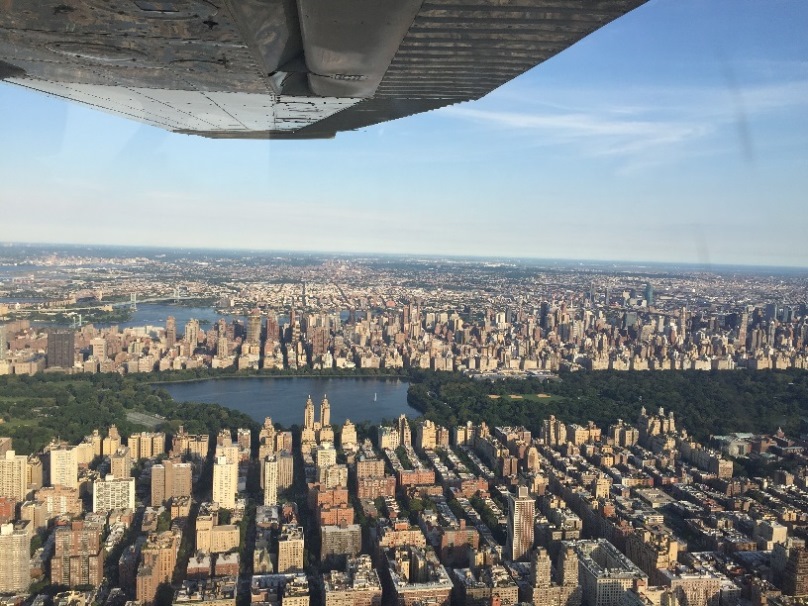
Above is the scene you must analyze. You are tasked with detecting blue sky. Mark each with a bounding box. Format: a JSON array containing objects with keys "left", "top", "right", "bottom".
[{"left": 1, "top": 0, "right": 807, "bottom": 267}]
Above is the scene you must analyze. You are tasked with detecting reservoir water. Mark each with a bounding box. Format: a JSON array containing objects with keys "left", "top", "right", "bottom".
[{"left": 159, "top": 377, "right": 415, "bottom": 427}]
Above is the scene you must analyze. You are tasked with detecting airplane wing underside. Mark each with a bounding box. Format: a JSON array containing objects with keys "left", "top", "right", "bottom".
[{"left": 0, "top": 0, "right": 648, "bottom": 139}]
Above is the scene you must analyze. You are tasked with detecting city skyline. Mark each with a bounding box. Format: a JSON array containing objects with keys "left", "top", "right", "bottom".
[{"left": 1, "top": 0, "right": 807, "bottom": 267}]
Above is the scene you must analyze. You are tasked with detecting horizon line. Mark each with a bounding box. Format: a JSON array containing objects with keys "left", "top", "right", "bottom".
[{"left": 1, "top": 240, "right": 807, "bottom": 274}]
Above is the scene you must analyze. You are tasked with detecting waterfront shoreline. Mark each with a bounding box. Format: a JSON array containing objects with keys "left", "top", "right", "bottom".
[{"left": 148, "top": 373, "right": 407, "bottom": 386}]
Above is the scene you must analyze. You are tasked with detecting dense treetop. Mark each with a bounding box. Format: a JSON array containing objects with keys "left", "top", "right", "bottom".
[
  {"left": 2, "top": 368, "right": 808, "bottom": 455},
  {"left": 407, "top": 369, "right": 808, "bottom": 442}
]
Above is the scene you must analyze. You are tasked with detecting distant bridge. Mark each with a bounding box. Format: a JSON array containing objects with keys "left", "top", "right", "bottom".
[{"left": 6, "top": 289, "right": 212, "bottom": 315}]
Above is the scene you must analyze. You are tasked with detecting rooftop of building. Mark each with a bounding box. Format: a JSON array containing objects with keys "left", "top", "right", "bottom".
[
  {"left": 323, "top": 556, "right": 382, "bottom": 593},
  {"left": 174, "top": 577, "right": 238, "bottom": 603}
]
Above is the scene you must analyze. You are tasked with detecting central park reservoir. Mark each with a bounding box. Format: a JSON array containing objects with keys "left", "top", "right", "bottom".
[{"left": 159, "top": 377, "right": 416, "bottom": 427}]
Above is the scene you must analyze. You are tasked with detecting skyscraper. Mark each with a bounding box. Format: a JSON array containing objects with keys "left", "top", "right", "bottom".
[
  {"left": 316, "top": 442, "right": 337, "bottom": 483},
  {"left": 320, "top": 395, "right": 331, "bottom": 428},
  {"left": 151, "top": 459, "right": 192, "bottom": 506},
  {"left": 247, "top": 309, "right": 263, "bottom": 347},
  {"left": 277, "top": 450, "right": 294, "bottom": 490},
  {"left": 217, "top": 335, "right": 229, "bottom": 358},
  {"left": 0, "top": 523, "right": 30, "bottom": 593},
  {"left": 529, "top": 545, "right": 582, "bottom": 606},
  {"left": 184, "top": 319, "right": 200, "bottom": 350},
  {"left": 784, "top": 546, "right": 808, "bottom": 597},
  {"left": 397, "top": 415, "right": 411, "bottom": 447},
  {"left": 506, "top": 486, "right": 535, "bottom": 562},
  {"left": 136, "top": 531, "right": 179, "bottom": 604},
  {"left": 0, "top": 450, "right": 29, "bottom": 501},
  {"left": 277, "top": 524, "right": 305, "bottom": 573},
  {"left": 266, "top": 312, "right": 280, "bottom": 345},
  {"left": 93, "top": 474, "right": 136, "bottom": 512},
  {"left": 264, "top": 455, "right": 278, "bottom": 506},
  {"left": 212, "top": 455, "right": 237, "bottom": 509},
  {"left": 530, "top": 548, "right": 552, "bottom": 588},
  {"left": 47, "top": 331, "right": 75, "bottom": 369},
  {"left": 51, "top": 520, "right": 104, "bottom": 588},
  {"left": 558, "top": 544, "right": 579, "bottom": 587},
  {"left": 49, "top": 446, "right": 78, "bottom": 489},
  {"left": 644, "top": 283, "right": 654, "bottom": 307},
  {"left": 165, "top": 316, "right": 176, "bottom": 349},
  {"left": 304, "top": 396, "right": 315, "bottom": 430},
  {"left": 110, "top": 446, "right": 132, "bottom": 479},
  {"left": 738, "top": 312, "right": 749, "bottom": 349}
]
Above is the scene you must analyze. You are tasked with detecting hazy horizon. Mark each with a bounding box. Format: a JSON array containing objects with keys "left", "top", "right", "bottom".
[{"left": 2, "top": 240, "right": 807, "bottom": 273}]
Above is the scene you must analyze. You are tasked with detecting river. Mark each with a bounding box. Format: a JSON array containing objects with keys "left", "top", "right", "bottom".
[{"left": 159, "top": 377, "right": 415, "bottom": 427}]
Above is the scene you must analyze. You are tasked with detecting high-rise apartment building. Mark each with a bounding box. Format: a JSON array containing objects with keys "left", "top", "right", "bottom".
[
  {"left": 237, "top": 428, "right": 251, "bottom": 451},
  {"left": 340, "top": 421, "right": 357, "bottom": 451},
  {"left": 529, "top": 547, "right": 581, "bottom": 606},
  {"left": 0, "top": 523, "right": 30, "bottom": 593},
  {"left": 90, "top": 336, "right": 107, "bottom": 361},
  {"left": 136, "top": 531, "right": 180, "bottom": 605},
  {"left": 278, "top": 450, "right": 294, "bottom": 490},
  {"left": 397, "top": 415, "right": 411, "bottom": 447},
  {"left": 93, "top": 474, "right": 135, "bottom": 512},
  {"left": 103, "top": 425, "right": 122, "bottom": 457},
  {"left": 320, "top": 395, "right": 331, "bottom": 428},
  {"left": 259, "top": 430, "right": 275, "bottom": 489},
  {"left": 304, "top": 396, "right": 315, "bottom": 431},
  {"left": 128, "top": 432, "right": 166, "bottom": 460},
  {"left": 784, "top": 545, "right": 808, "bottom": 597},
  {"left": 151, "top": 459, "right": 192, "bottom": 506},
  {"left": 172, "top": 426, "right": 209, "bottom": 459},
  {"left": 47, "top": 331, "right": 75, "bottom": 369},
  {"left": 27, "top": 454, "right": 42, "bottom": 490},
  {"left": 317, "top": 442, "right": 337, "bottom": 474},
  {"left": 212, "top": 456, "right": 237, "bottom": 509},
  {"left": 217, "top": 335, "right": 229, "bottom": 358},
  {"left": 165, "top": 316, "right": 176, "bottom": 349},
  {"left": 277, "top": 524, "right": 305, "bottom": 573},
  {"left": 33, "top": 485, "right": 82, "bottom": 520},
  {"left": 110, "top": 446, "right": 132, "bottom": 479},
  {"left": 259, "top": 417, "right": 276, "bottom": 459},
  {"left": 184, "top": 319, "right": 200, "bottom": 351},
  {"left": 0, "top": 450, "right": 29, "bottom": 501},
  {"left": 49, "top": 445, "right": 78, "bottom": 489},
  {"left": 506, "top": 486, "right": 535, "bottom": 562},
  {"left": 625, "top": 527, "right": 678, "bottom": 584},
  {"left": 572, "top": 539, "right": 647, "bottom": 606},
  {"left": 51, "top": 520, "right": 105, "bottom": 588},
  {"left": 247, "top": 309, "right": 263, "bottom": 347},
  {"left": 415, "top": 420, "right": 437, "bottom": 451},
  {"left": 264, "top": 456, "right": 278, "bottom": 507},
  {"left": 321, "top": 524, "right": 362, "bottom": 565},
  {"left": 215, "top": 441, "right": 239, "bottom": 467},
  {"left": 658, "top": 568, "right": 721, "bottom": 606},
  {"left": 541, "top": 415, "right": 567, "bottom": 446}
]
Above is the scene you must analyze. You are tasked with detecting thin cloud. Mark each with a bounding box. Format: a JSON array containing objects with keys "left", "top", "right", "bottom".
[
  {"left": 443, "top": 79, "right": 808, "bottom": 162},
  {"left": 445, "top": 106, "right": 710, "bottom": 158}
]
